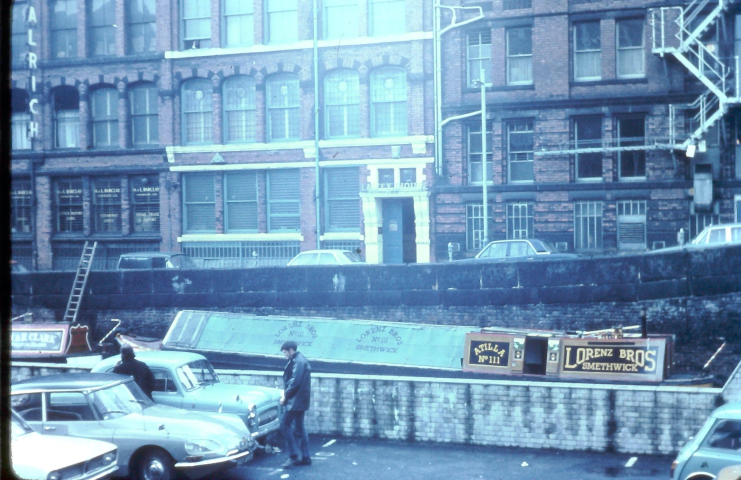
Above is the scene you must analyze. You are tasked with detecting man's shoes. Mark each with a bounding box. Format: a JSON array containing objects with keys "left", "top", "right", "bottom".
[
  {"left": 280, "top": 458, "right": 299, "bottom": 469},
  {"left": 297, "top": 457, "right": 312, "bottom": 466}
]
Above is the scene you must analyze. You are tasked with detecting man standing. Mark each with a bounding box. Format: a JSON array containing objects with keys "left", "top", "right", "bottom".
[
  {"left": 279, "top": 340, "right": 311, "bottom": 468},
  {"left": 112, "top": 345, "right": 155, "bottom": 399}
]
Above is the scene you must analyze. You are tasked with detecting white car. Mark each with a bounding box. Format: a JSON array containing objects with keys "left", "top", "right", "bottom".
[
  {"left": 11, "top": 409, "right": 119, "bottom": 480},
  {"left": 691, "top": 223, "right": 741, "bottom": 246},
  {"left": 287, "top": 249, "right": 365, "bottom": 266}
]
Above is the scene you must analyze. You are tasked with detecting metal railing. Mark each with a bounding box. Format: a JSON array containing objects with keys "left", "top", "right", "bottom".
[{"left": 181, "top": 241, "right": 301, "bottom": 268}]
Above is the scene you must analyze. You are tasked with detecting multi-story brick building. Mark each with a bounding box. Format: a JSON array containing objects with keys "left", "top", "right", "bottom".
[
  {"left": 435, "top": 0, "right": 741, "bottom": 259},
  {"left": 10, "top": 0, "right": 435, "bottom": 269},
  {"left": 10, "top": 0, "right": 741, "bottom": 270}
]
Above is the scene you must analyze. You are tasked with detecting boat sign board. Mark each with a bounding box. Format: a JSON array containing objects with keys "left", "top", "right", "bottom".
[{"left": 558, "top": 337, "right": 667, "bottom": 382}]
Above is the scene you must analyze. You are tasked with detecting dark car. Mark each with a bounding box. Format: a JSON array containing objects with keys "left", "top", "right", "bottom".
[
  {"left": 459, "top": 239, "right": 579, "bottom": 262},
  {"left": 117, "top": 252, "right": 196, "bottom": 270}
]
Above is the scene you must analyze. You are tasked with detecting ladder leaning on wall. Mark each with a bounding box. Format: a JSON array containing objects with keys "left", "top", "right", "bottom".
[{"left": 62, "top": 241, "right": 97, "bottom": 323}]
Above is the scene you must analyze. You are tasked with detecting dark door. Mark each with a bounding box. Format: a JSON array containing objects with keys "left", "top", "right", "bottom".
[{"left": 382, "top": 199, "right": 404, "bottom": 264}]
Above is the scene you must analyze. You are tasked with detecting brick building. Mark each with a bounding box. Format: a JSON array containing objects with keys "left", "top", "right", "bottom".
[
  {"left": 10, "top": 0, "right": 741, "bottom": 270},
  {"left": 10, "top": 0, "right": 435, "bottom": 269},
  {"left": 435, "top": 0, "right": 741, "bottom": 259}
]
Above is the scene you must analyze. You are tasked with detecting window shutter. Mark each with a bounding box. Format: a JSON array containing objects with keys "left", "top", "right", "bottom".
[
  {"left": 618, "top": 222, "right": 646, "bottom": 244},
  {"left": 326, "top": 168, "right": 359, "bottom": 231},
  {"left": 268, "top": 170, "right": 300, "bottom": 230}
]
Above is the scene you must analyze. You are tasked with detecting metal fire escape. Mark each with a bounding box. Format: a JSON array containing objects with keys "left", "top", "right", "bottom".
[{"left": 652, "top": 0, "right": 740, "bottom": 151}]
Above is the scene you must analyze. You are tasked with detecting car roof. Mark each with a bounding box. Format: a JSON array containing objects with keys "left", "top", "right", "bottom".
[
  {"left": 119, "top": 252, "right": 186, "bottom": 258},
  {"left": 12, "top": 372, "right": 130, "bottom": 393},
  {"left": 712, "top": 402, "right": 741, "bottom": 419},
  {"left": 97, "top": 350, "right": 206, "bottom": 369},
  {"left": 700, "top": 223, "right": 741, "bottom": 231},
  {"left": 295, "top": 250, "right": 352, "bottom": 255}
]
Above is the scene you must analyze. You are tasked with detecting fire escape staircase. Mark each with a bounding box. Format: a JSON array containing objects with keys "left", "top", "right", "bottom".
[
  {"left": 62, "top": 241, "right": 97, "bottom": 323},
  {"left": 652, "top": 0, "right": 739, "bottom": 150}
]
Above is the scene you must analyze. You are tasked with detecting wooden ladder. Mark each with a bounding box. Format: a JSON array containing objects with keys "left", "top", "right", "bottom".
[{"left": 63, "top": 241, "right": 97, "bottom": 323}]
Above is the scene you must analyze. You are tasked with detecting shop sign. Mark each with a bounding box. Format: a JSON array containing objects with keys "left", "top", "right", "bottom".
[
  {"left": 25, "top": 5, "right": 40, "bottom": 141},
  {"left": 12, "top": 327, "right": 66, "bottom": 355}
]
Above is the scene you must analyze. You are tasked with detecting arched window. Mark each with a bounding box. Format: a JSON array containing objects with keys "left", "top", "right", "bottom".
[
  {"left": 92, "top": 87, "right": 119, "bottom": 147},
  {"left": 324, "top": 69, "right": 359, "bottom": 139},
  {"left": 181, "top": 79, "right": 213, "bottom": 145},
  {"left": 11, "top": 89, "right": 31, "bottom": 150},
  {"left": 370, "top": 67, "right": 407, "bottom": 137},
  {"left": 266, "top": 74, "right": 299, "bottom": 142},
  {"left": 52, "top": 86, "right": 80, "bottom": 149},
  {"left": 223, "top": 76, "right": 256, "bottom": 143},
  {"left": 129, "top": 83, "right": 159, "bottom": 145}
]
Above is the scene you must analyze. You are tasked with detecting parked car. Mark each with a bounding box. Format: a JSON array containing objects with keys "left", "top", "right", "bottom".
[
  {"left": 460, "top": 239, "right": 579, "bottom": 262},
  {"left": 91, "top": 351, "right": 282, "bottom": 440},
  {"left": 287, "top": 249, "right": 365, "bottom": 266},
  {"left": 671, "top": 402, "right": 741, "bottom": 480},
  {"left": 117, "top": 252, "right": 196, "bottom": 270},
  {"left": 690, "top": 223, "right": 741, "bottom": 247},
  {"left": 12, "top": 373, "right": 257, "bottom": 480},
  {"left": 11, "top": 409, "right": 119, "bottom": 480}
]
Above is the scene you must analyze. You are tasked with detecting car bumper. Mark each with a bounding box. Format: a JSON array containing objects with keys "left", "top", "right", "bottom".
[
  {"left": 175, "top": 450, "right": 253, "bottom": 479},
  {"left": 82, "top": 464, "right": 119, "bottom": 480}
]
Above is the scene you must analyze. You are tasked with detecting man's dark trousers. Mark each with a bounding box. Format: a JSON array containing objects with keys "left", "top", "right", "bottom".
[{"left": 280, "top": 410, "right": 310, "bottom": 460}]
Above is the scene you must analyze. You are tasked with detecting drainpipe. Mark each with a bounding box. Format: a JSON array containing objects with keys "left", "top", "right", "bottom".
[{"left": 313, "top": 0, "right": 321, "bottom": 249}]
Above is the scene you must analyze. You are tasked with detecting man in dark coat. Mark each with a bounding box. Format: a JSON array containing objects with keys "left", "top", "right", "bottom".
[
  {"left": 112, "top": 345, "right": 155, "bottom": 399},
  {"left": 279, "top": 340, "right": 311, "bottom": 468}
]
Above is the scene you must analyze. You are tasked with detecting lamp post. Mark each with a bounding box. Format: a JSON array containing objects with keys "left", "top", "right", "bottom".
[{"left": 474, "top": 68, "right": 489, "bottom": 246}]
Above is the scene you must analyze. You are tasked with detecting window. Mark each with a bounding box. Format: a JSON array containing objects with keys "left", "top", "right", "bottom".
[
  {"left": 224, "top": 76, "right": 256, "bottom": 143},
  {"left": 618, "top": 117, "right": 646, "bottom": 179},
  {"left": 48, "top": 392, "right": 94, "bottom": 421},
  {"left": 574, "top": 201, "right": 603, "bottom": 250},
  {"left": 617, "top": 200, "right": 647, "bottom": 250},
  {"left": 51, "top": 0, "right": 77, "bottom": 58},
  {"left": 12, "top": 89, "right": 32, "bottom": 150},
  {"left": 90, "top": 0, "right": 116, "bottom": 56},
  {"left": 267, "top": 170, "right": 301, "bottom": 232},
  {"left": 182, "top": 79, "right": 213, "bottom": 145},
  {"left": 400, "top": 168, "right": 416, "bottom": 184},
  {"left": 11, "top": 180, "right": 33, "bottom": 235},
  {"left": 467, "top": 32, "right": 492, "bottom": 87},
  {"left": 467, "top": 123, "right": 492, "bottom": 184},
  {"left": 183, "top": 173, "right": 215, "bottom": 232},
  {"left": 507, "top": 122, "right": 534, "bottom": 182},
  {"left": 466, "top": 203, "right": 491, "bottom": 250},
  {"left": 325, "top": 70, "right": 360, "bottom": 139},
  {"left": 503, "top": 0, "right": 531, "bottom": 9},
  {"left": 152, "top": 370, "right": 178, "bottom": 393},
  {"left": 574, "top": 22, "right": 601, "bottom": 81},
  {"left": 378, "top": 168, "right": 394, "bottom": 186},
  {"left": 370, "top": 0, "right": 405, "bottom": 36},
  {"left": 93, "top": 177, "right": 122, "bottom": 233},
  {"left": 707, "top": 421, "right": 741, "bottom": 450},
  {"left": 617, "top": 19, "right": 644, "bottom": 78},
  {"left": 224, "top": 172, "right": 258, "bottom": 232},
  {"left": 690, "top": 211, "right": 719, "bottom": 238},
  {"left": 266, "top": 74, "right": 300, "bottom": 141},
  {"left": 507, "top": 202, "right": 533, "bottom": 239},
  {"left": 575, "top": 117, "right": 602, "bottom": 180},
  {"left": 370, "top": 67, "right": 407, "bottom": 137},
  {"left": 56, "top": 179, "right": 84, "bottom": 233},
  {"left": 53, "top": 87, "right": 80, "bottom": 149},
  {"left": 92, "top": 88, "right": 119, "bottom": 148},
  {"left": 130, "top": 175, "right": 160, "bottom": 233},
  {"left": 507, "top": 28, "right": 532, "bottom": 85},
  {"left": 324, "top": 168, "right": 360, "bottom": 232},
  {"left": 127, "top": 0, "right": 156, "bottom": 53},
  {"left": 324, "top": 0, "right": 357, "bottom": 40},
  {"left": 266, "top": 0, "right": 298, "bottom": 44},
  {"left": 12, "top": 3, "right": 28, "bottom": 68},
  {"left": 130, "top": 84, "right": 159, "bottom": 146},
  {"left": 182, "top": 0, "right": 211, "bottom": 49},
  {"left": 224, "top": 0, "right": 253, "bottom": 47}
]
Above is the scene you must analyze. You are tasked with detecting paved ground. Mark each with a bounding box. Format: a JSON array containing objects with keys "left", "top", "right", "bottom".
[{"left": 219, "top": 435, "right": 674, "bottom": 480}]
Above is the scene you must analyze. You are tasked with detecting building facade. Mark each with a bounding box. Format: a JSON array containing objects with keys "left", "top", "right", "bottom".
[
  {"left": 435, "top": 0, "right": 741, "bottom": 259},
  {"left": 10, "top": 0, "right": 434, "bottom": 269},
  {"left": 10, "top": 0, "right": 741, "bottom": 270}
]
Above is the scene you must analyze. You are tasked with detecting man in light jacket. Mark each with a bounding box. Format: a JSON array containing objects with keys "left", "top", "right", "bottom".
[{"left": 279, "top": 340, "right": 312, "bottom": 468}]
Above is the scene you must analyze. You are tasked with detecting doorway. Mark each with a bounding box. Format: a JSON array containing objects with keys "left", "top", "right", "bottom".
[
  {"left": 382, "top": 198, "right": 416, "bottom": 264},
  {"left": 523, "top": 337, "right": 548, "bottom": 375}
]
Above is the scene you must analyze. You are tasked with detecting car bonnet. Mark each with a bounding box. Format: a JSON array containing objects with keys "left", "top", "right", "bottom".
[
  {"left": 12, "top": 432, "right": 116, "bottom": 471},
  {"left": 197, "top": 382, "right": 282, "bottom": 407},
  {"left": 139, "top": 403, "right": 250, "bottom": 439}
]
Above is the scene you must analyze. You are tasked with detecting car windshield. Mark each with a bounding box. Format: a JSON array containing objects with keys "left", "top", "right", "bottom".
[
  {"left": 176, "top": 360, "right": 220, "bottom": 391},
  {"left": 11, "top": 411, "right": 33, "bottom": 439},
  {"left": 341, "top": 252, "right": 364, "bottom": 262},
  {"left": 692, "top": 228, "right": 710, "bottom": 245},
  {"left": 89, "top": 381, "right": 154, "bottom": 419}
]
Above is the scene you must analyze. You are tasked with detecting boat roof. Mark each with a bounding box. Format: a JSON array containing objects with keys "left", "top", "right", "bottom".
[{"left": 12, "top": 372, "right": 130, "bottom": 393}]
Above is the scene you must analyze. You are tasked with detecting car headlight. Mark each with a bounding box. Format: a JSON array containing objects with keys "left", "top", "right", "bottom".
[
  {"left": 103, "top": 452, "right": 117, "bottom": 465},
  {"left": 184, "top": 439, "right": 226, "bottom": 456},
  {"left": 47, "top": 473, "right": 61, "bottom": 480},
  {"left": 246, "top": 404, "right": 258, "bottom": 431}
]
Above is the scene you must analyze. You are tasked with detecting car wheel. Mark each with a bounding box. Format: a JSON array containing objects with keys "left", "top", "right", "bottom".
[{"left": 137, "top": 450, "right": 175, "bottom": 480}]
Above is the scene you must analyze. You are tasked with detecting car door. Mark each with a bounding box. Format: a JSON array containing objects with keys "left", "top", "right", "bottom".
[
  {"left": 36, "top": 392, "right": 116, "bottom": 445},
  {"left": 479, "top": 243, "right": 508, "bottom": 260},
  {"left": 318, "top": 252, "right": 337, "bottom": 265},
  {"left": 708, "top": 228, "right": 726, "bottom": 244},
  {"left": 151, "top": 367, "right": 184, "bottom": 408},
  {"left": 679, "top": 419, "right": 741, "bottom": 479},
  {"left": 508, "top": 241, "right": 535, "bottom": 259}
]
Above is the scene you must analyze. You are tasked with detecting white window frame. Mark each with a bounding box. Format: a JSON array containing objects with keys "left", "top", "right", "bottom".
[
  {"left": 574, "top": 21, "right": 601, "bottom": 81},
  {"left": 92, "top": 88, "right": 119, "bottom": 148},
  {"left": 467, "top": 123, "right": 491, "bottom": 185},
  {"left": 467, "top": 31, "right": 492, "bottom": 87},
  {"left": 266, "top": 74, "right": 300, "bottom": 142},
  {"left": 574, "top": 201, "right": 603, "bottom": 250},
  {"left": 617, "top": 19, "right": 645, "bottom": 79},
  {"left": 324, "top": 69, "right": 360, "bottom": 139},
  {"left": 223, "top": 76, "right": 256, "bottom": 143},
  {"left": 506, "top": 202, "right": 533, "bottom": 239},
  {"left": 223, "top": 0, "right": 254, "bottom": 47},
  {"left": 507, "top": 121, "right": 534, "bottom": 183},
  {"left": 506, "top": 27, "right": 533, "bottom": 86},
  {"left": 265, "top": 0, "right": 298, "bottom": 45}
]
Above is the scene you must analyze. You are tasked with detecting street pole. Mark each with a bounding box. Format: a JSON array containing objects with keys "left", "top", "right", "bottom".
[{"left": 479, "top": 68, "right": 489, "bottom": 246}]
